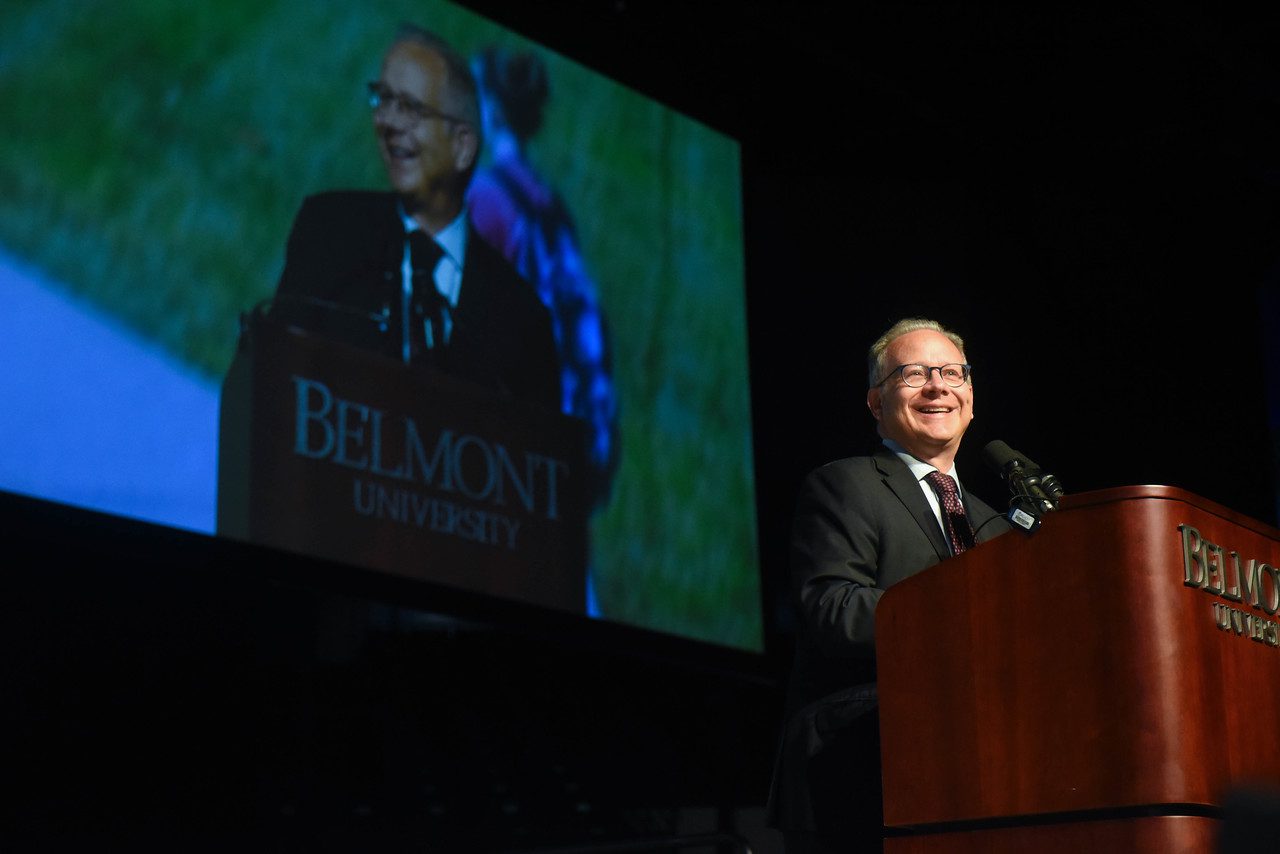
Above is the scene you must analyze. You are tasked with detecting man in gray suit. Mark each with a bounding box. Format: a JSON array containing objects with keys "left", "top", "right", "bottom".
[{"left": 767, "top": 317, "right": 1012, "bottom": 853}]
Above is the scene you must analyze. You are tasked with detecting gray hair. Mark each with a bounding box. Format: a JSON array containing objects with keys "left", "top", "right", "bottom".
[
  {"left": 389, "top": 24, "right": 483, "bottom": 166},
  {"left": 867, "top": 317, "right": 967, "bottom": 388}
]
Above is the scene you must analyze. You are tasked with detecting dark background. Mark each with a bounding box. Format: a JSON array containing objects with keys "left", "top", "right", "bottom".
[{"left": 9, "top": 3, "right": 1280, "bottom": 850}]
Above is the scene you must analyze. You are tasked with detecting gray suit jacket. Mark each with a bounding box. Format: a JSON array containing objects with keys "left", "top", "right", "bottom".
[{"left": 767, "top": 444, "right": 1011, "bottom": 837}]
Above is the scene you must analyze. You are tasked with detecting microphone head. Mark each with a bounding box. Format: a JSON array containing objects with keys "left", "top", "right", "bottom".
[{"left": 981, "top": 440, "right": 1024, "bottom": 478}]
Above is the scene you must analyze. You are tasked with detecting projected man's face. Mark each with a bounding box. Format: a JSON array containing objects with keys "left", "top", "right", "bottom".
[
  {"left": 374, "top": 42, "right": 475, "bottom": 229},
  {"left": 867, "top": 329, "right": 974, "bottom": 469}
]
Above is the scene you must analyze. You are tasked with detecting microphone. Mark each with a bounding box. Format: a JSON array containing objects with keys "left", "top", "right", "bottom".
[
  {"left": 981, "top": 440, "right": 1066, "bottom": 531},
  {"left": 245, "top": 295, "right": 393, "bottom": 355},
  {"left": 259, "top": 294, "right": 390, "bottom": 328}
]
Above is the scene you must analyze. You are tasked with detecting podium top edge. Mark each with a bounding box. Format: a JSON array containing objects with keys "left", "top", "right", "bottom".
[{"left": 1060, "top": 484, "right": 1280, "bottom": 541}]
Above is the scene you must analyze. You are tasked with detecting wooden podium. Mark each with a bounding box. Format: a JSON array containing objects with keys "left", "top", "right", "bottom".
[
  {"left": 876, "top": 486, "right": 1280, "bottom": 852},
  {"left": 216, "top": 315, "right": 589, "bottom": 612}
]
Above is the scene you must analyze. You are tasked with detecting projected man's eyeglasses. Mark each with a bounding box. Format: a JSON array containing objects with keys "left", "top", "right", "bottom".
[{"left": 367, "top": 81, "right": 466, "bottom": 126}]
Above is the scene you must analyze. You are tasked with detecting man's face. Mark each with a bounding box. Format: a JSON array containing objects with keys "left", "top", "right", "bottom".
[
  {"left": 373, "top": 42, "right": 471, "bottom": 206},
  {"left": 867, "top": 329, "right": 974, "bottom": 465}
]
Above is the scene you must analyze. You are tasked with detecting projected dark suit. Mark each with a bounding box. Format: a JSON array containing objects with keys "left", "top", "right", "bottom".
[
  {"left": 767, "top": 444, "right": 1010, "bottom": 850},
  {"left": 273, "top": 190, "right": 560, "bottom": 412}
]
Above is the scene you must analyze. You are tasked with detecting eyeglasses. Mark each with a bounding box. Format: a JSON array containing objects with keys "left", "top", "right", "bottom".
[
  {"left": 367, "top": 81, "right": 466, "bottom": 126},
  {"left": 876, "top": 363, "right": 972, "bottom": 388}
]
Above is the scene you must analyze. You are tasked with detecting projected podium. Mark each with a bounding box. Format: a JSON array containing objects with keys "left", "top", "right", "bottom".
[
  {"left": 876, "top": 486, "right": 1280, "bottom": 852},
  {"left": 216, "top": 315, "right": 589, "bottom": 612}
]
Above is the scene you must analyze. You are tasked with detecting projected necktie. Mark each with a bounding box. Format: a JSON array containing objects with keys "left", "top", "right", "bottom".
[
  {"left": 406, "top": 231, "right": 449, "bottom": 365},
  {"left": 925, "top": 470, "right": 975, "bottom": 555}
]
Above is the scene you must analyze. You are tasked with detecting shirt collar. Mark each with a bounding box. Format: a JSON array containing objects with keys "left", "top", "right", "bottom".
[
  {"left": 397, "top": 202, "right": 468, "bottom": 269},
  {"left": 882, "top": 438, "right": 962, "bottom": 493}
]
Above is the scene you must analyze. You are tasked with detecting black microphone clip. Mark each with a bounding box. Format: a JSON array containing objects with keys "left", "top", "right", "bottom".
[{"left": 1006, "top": 494, "right": 1044, "bottom": 533}]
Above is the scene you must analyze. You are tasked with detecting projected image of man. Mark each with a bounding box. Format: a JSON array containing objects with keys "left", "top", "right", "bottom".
[{"left": 272, "top": 25, "right": 560, "bottom": 411}]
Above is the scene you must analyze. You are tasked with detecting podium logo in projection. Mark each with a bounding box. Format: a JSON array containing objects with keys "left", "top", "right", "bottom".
[
  {"left": 1179, "top": 523, "right": 1280, "bottom": 649},
  {"left": 291, "top": 375, "right": 567, "bottom": 551}
]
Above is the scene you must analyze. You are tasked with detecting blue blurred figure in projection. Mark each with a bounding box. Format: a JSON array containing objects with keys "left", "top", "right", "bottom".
[{"left": 467, "top": 46, "right": 620, "bottom": 616}]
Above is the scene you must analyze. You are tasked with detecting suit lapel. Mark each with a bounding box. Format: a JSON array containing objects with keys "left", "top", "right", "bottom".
[
  {"left": 454, "top": 225, "right": 493, "bottom": 313},
  {"left": 451, "top": 224, "right": 501, "bottom": 347},
  {"left": 333, "top": 194, "right": 402, "bottom": 311},
  {"left": 873, "top": 446, "right": 951, "bottom": 561}
]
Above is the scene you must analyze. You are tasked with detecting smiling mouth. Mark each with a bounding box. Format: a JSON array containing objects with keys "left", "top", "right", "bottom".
[
  {"left": 917, "top": 407, "right": 953, "bottom": 415},
  {"left": 383, "top": 140, "right": 418, "bottom": 162}
]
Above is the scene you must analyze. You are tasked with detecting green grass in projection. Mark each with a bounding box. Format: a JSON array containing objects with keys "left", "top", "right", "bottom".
[{"left": 0, "top": 0, "right": 761, "bottom": 652}]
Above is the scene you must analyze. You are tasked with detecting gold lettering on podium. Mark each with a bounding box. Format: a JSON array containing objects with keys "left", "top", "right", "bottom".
[{"left": 1180, "top": 524, "right": 1280, "bottom": 650}]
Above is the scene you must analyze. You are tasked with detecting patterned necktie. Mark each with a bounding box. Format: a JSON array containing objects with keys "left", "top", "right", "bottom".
[
  {"left": 925, "top": 470, "right": 975, "bottom": 555},
  {"left": 406, "top": 231, "right": 449, "bottom": 363}
]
